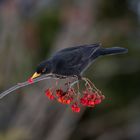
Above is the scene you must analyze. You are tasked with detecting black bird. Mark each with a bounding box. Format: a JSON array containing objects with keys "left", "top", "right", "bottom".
[{"left": 31, "top": 43, "right": 128, "bottom": 79}]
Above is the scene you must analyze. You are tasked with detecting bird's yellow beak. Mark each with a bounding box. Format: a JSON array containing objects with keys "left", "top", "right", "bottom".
[{"left": 31, "top": 72, "right": 41, "bottom": 79}]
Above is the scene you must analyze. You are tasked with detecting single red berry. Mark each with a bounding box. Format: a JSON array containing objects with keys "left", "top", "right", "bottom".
[
  {"left": 81, "top": 97, "right": 90, "bottom": 106},
  {"left": 56, "top": 89, "right": 63, "bottom": 97},
  {"left": 94, "top": 99, "right": 101, "bottom": 104},
  {"left": 90, "top": 94, "right": 96, "bottom": 99},
  {"left": 49, "top": 95, "right": 55, "bottom": 100},
  {"left": 83, "top": 94, "right": 88, "bottom": 98},
  {"left": 80, "top": 98, "right": 86, "bottom": 105},
  {"left": 88, "top": 100, "right": 95, "bottom": 107},
  {"left": 100, "top": 95, "right": 105, "bottom": 100},
  {"left": 69, "top": 97, "right": 73, "bottom": 102},
  {"left": 65, "top": 99, "right": 71, "bottom": 104},
  {"left": 57, "top": 97, "right": 66, "bottom": 104},
  {"left": 87, "top": 94, "right": 92, "bottom": 99},
  {"left": 74, "top": 107, "right": 81, "bottom": 112},
  {"left": 57, "top": 97, "right": 63, "bottom": 104},
  {"left": 45, "top": 89, "right": 52, "bottom": 97},
  {"left": 28, "top": 78, "right": 33, "bottom": 83}
]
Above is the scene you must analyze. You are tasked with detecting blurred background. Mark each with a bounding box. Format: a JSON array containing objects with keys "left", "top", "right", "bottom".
[{"left": 0, "top": 0, "right": 140, "bottom": 140}]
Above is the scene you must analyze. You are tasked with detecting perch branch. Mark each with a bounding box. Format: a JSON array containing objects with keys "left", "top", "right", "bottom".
[{"left": 0, "top": 74, "right": 54, "bottom": 99}]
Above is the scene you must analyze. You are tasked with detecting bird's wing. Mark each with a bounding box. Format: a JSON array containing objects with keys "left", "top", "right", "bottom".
[
  {"left": 53, "top": 43, "right": 100, "bottom": 56},
  {"left": 52, "top": 44, "right": 101, "bottom": 68}
]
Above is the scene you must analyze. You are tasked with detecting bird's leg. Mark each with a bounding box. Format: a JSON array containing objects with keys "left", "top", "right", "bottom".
[
  {"left": 69, "top": 80, "right": 79, "bottom": 88},
  {"left": 75, "top": 76, "right": 80, "bottom": 91},
  {"left": 54, "top": 74, "right": 67, "bottom": 79},
  {"left": 55, "top": 79, "right": 58, "bottom": 87},
  {"left": 69, "top": 75, "right": 81, "bottom": 101},
  {"left": 65, "top": 77, "right": 72, "bottom": 90},
  {"left": 75, "top": 75, "right": 82, "bottom": 80},
  {"left": 76, "top": 78, "right": 81, "bottom": 101}
]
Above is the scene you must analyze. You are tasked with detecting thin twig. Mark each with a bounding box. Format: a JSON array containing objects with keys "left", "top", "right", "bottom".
[
  {"left": 82, "top": 77, "right": 92, "bottom": 90},
  {"left": 69, "top": 80, "right": 79, "bottom": 88},
  {"left": 0, "top": 74, "right": 57, "bottom": 99}
]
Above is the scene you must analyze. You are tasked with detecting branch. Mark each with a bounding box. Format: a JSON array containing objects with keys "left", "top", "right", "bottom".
[{"left": 0, "top": 74, "right": 56, "bottom": 99}]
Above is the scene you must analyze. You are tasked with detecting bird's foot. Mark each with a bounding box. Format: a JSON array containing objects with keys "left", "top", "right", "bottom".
[{"left": 54, "top": 74, "right": 67, "bottom": 79}]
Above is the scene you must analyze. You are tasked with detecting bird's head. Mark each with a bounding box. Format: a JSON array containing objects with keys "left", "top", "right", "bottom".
[{"left": 30, "top": 60, "right": 52, "bottom": 79}]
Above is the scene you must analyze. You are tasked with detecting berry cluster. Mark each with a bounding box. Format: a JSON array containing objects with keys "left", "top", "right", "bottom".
[
  {"left": 56, "top": 89, "right": 73, "bottom": 104},
  {"left": 80, "top": 90, "right": 105, "bottom": 107},
  {"left": 71, "top": 103, "right": 80, "bottom": 112},
  {"left": 45, "top": 89, "right": 55, "bottom": 100},
  {"left": 44, "top": 78, "right": 105, "bottom": 113}
]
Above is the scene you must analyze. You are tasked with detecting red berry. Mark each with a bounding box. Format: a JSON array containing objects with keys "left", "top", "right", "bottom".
[
  {"left": 100, "top": 95, "right": 105, "bottom": 100},
  {"left": 87, "top": 94, "right": 91, "bottom": 98},
  {"left": 56, "top": 89, "right": 63, "bottom": 97},
  {"left": 69, "top": 97, "right": 73, "bottom": 102},
  {"left": 88, "top": 100, "right": 95, "bottom": 107},
  {"left": 74, "top": 107, "right": 80, "bottom": 112},
  {"left": 45, "top": 89, "right": 52, "bottom": 97},
  {"left": 49, "top": 95, "right": 55, "bottom": 100},
  {"left": 80, "top": 98, "right": 86, "bottom": 106},
  {"left": 57, "top": 97, "right": 63, "bottom": 104},
  {"left": 66, "top": 99, "right": 71, "bottom": 104},
  {"left": 90, "top": 94, "right": 96, "bottom": 99},
  {"left": 28, "top": 78, "right": 33, "bottom": 83},
  {"left": 94, "top": 99, "right": 101, "bottom": 104}
]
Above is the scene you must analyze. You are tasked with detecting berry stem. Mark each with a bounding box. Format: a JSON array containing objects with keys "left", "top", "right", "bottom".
[{"left": 69, "top": 80, "right": 79, "bottom": 88}]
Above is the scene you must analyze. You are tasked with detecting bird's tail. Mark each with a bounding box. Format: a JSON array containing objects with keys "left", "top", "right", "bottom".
[{"left": 99, "top": 47, "right": 128, "bottom": 56}]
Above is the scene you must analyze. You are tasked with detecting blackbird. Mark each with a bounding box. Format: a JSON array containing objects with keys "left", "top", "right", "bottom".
[{"left": 31, "top": 43, "right": 128, "bottom": 79}]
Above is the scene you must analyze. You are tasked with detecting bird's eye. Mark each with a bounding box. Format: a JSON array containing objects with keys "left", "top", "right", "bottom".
[{"left": 42, "top": 68, "right": 46, "bottom": 73}]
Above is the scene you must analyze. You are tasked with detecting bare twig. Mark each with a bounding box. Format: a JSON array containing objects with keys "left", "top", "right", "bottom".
[{"left": 0, "top": 74, "right": 54, "bottom": 99}]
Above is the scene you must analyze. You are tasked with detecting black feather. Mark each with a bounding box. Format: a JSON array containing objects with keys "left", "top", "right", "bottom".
[{"left": 36, "top": 44, "right": 128, "bottom": 77}]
